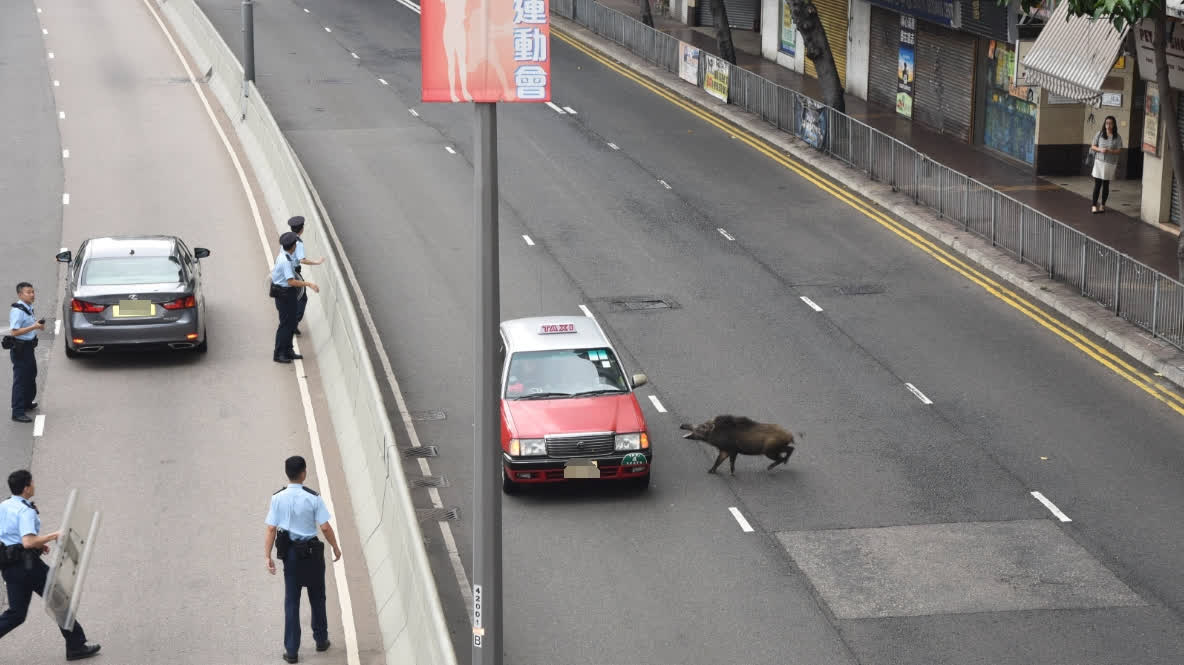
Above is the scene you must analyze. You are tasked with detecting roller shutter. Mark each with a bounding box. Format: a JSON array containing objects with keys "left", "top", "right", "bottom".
[
  {"left": 803, "top": 0, "right": 848, "bottom": 88},
  {"left": 867, "top": 6, "right": 899, "bottom": 110},
  {"left": 697, "top": 0, "right": 761, "bottom": 30},
  {"left": 911, "top": 19, "right": 976, "bottom": 142},
  {"left": 1172, "top": 92, "right": 1183, "bottom": 224}
]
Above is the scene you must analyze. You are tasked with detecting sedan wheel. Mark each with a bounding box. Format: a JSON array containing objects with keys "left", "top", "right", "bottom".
[
  {"left": 64, "top": 337, "right": 79, "bottom": 359},
  {"left": 195, "top": 328, "right": 208, "bottom": 353}
]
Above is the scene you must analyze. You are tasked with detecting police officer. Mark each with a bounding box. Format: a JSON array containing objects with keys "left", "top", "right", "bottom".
[
  {"left": 0, "top": 470, "right": 101, "bottom": 660},
  {"left": 265, "top": 456, "right": 342, "bottom": 663},
  {"left": 286, "top": 216, "right": 324, "bottom": 337},
  {"left": 271, "top": 232, "right": 319, "bottom": 364},
  {"left": 9, "top": 282, "right": 43, "bottom": 423}
]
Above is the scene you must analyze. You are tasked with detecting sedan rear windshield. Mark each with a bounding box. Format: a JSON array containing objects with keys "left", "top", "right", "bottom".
[
  {"left": 504, "top": 348, "right": 629, "bottom": 399},
  {"left": 81, "top": 256, "right": 183, "bottom": 286}
]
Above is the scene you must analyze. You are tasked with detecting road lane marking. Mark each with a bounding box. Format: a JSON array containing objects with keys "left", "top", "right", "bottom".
[
  {"left": 53, "top": 80, "right": 60, "bottom": 87},
  {"left": 905, "top": 382, "right": 932, "bottom": 405},
  {"left": 545, "top": 101, "right": 566, "bottom": 114},
  {"left": 48, "top": 51, "right": 55, "bottom": 59},
  {"left": 59, "top": 111, "right": 65, "bottom": 119},
  {"left": 62, "top": 148, "right": 69, "bottom": 159},
  {"left": 351, "top": 52, "right": 359, "bottom": 59},
  {"left": 606, "top": 141, "right": 619, "bottom": 150},
  {"left": 43, "top": 28, "right": 48, "bottom": 35},
  {"left": 445, "top": 146, "right": 456, "bottom": 154},
  {"left": 552, "top": 28, "right": 1184, "bottom": 418},
  {"left": 1031, "top": 491, "right": 1072, "bottom": 522},
  {"left": 717, "top": 228, "right": 735, "bottom": 241},
  {"left": 304, "top": 7, "right": 310, "bottom": 12},
  {"left": 324, "top": 26, "right": 332, "bottom": 32},
  {"left": 408, "top": 108, "right": 419, "bottom": 117},
  {"left": 33, "top": 416, "right": 45, "bottom": 437},
  {"left": 647, "top": 395, "right": 666, "bottom": 413},
  {"left": 393, "top": 0, "right": 423, "bottom": 13},
  {"left": 658, "top": 179, "right": 671, "bottom": 189},
  {"left": 800, "top": 296, "right": 823, "bottom": 312},
  {"left": 563, "top": 106, "right": 577, "bottom": 114},
  {"left": 728, "top": 507, "right": 754, "bottom": 532},
  {"left": 62, "top": 193, "right": 69, "bottom": 205},
  {"left": 522, "top": 235, "right": 535, "bottom": 246},
  {"left": 378, "top": 78, "right": 388, "bottom": 85},
  {"left": 54, "top": 320, "right": 61, "bottom": 335},
  {"left": 578, "top": 304, "right": 594, "bottom": 319},
  {"left": 143, "top": 1, "right": 361, "bottom": 661}
]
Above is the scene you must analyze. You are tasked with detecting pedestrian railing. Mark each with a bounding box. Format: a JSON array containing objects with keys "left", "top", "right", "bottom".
[{"left": 553, "top": 0, "right": 1184, "bottom": 351}]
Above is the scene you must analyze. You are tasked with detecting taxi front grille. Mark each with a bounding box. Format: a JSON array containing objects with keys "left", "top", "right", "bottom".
[{"left": 545, "top": 433, "right": 615, "bottom": 458}]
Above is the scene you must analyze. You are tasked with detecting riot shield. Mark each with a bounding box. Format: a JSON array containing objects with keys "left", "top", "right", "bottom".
[{"left": 43, "top": 489, "right": 102, "bottom": 631}]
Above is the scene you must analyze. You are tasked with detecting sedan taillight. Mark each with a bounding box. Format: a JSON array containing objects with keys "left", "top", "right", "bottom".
[
  {"left": 161, "top": 295, "right": 196, "bottom": 310},
  {"left": 71, "top": 299, "right": 106, "bottom": 313}
]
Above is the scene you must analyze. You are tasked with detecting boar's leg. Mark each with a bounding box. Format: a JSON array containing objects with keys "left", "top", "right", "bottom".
[
  {"left": 765, "top": 445, "right": 794, "bottom": 470},
  {"left": 708, "top": 448, "right": 729, "bottom": 474},
  {"left": 728, "top": 451, "right": 739, "bottom": 475}
]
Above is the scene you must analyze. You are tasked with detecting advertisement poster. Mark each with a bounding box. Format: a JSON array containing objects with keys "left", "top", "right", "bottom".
[
  {"left": 796, "top": 97, "right": 828, "bottom": 149},
  {"left": 1143, "top": 82, "right": 1160, "bottom": 155},
  {"left": 679, "top": 42, "right": 700, "bottom": 85},
  {"left": 896, "top": 15, "right": 916, "bottom": 118},
  {"left": 703, "top": 53, "right": 730, "bottom": 102},
  {"left": 780, "top": 0, "right": 796, "bottom": 56},
  {"left": 421, "top": 0, "right": 551, "bottom": 102}
]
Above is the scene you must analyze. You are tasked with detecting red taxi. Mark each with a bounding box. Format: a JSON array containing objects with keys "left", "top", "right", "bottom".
[{"left": 499, "top": 316, "right": 652, "bottom": 493}]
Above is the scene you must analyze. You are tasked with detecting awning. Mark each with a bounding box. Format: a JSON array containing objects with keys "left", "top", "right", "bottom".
[{"left": 1021, "top": 1, "right": 1129, "bottom": 103}]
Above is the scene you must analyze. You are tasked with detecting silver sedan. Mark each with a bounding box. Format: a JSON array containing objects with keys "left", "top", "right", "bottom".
[{"left": 56, "top": 235, "right": 210, "bottom": 357}]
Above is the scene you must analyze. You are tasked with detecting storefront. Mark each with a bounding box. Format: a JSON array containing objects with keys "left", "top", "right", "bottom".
[
  {"left": 696, "top": 0, "right": 762, "bottom": 31},
  {"left": 979, "top": 39, "right": 1037, "bottom": 162}
]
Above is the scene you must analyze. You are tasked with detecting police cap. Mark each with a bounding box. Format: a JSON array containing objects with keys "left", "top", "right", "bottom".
[
  {"left": 287, "top": 215, "right": 306, "bottom": 230},
  {"left": 280, "top": 231, "right": 300, "bottom": 249}
]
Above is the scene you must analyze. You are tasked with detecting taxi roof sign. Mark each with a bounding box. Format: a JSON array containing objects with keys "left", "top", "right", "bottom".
[{"left": 539, "top": 323, "right": 576, "bottom": 335}]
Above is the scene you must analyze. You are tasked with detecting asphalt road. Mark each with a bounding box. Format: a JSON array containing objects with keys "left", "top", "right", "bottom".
[
  {"left": 198, "top": 1, "right": 1184, "bottom": 663},
  {"left": 1, "top": 1, "right": 383, "bottom": 663}
]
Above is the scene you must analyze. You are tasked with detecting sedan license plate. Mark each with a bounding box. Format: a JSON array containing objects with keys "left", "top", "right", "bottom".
[
  {"left": 113, "top": 300, "right": 155, "bottom": 318},
  {"left": 563, "top": 459, "right": 600, "bottom": 479}
]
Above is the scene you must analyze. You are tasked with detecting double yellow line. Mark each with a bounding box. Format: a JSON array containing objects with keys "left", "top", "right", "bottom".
[{"left": 553, "top": 27, "right": 1184, "bottom": 417}]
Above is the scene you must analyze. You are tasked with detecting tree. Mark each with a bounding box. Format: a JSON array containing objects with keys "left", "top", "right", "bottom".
[
  {"left": 708, "top": 0, "right": 739, "bottom": 64},
  {"left": 791, "top": 0, "right": 845, "bottom": 111},
  {"left": 1007, "top": 0, "right": 1184, "bottom": 266},
  {"left": 640, "top": 0, "right": 655, "bottom": 27}
]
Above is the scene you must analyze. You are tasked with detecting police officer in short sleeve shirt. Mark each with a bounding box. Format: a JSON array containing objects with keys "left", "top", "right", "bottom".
[
  {"left": 271, "top": 233, "right": 318, "bottom": 364},
  {"left": 9, "top": 282, "right": 43, "bottom": 423},
  {"left": 286, "top": 216, "right": 324, "bottom": 337},
  {"left": 265, "top": 456, "right": 342, "bottom": 663}
]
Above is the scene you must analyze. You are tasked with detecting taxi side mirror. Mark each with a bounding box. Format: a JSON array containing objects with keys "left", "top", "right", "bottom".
[
  {"left": 194, "top": 247, "right": 211, "bottom": 259},
  {"left": 631, "top": 373, "right": 648, "bottom": 388},
  {"left": 55, "top": 250, "right": 71, "bottom": 264}
]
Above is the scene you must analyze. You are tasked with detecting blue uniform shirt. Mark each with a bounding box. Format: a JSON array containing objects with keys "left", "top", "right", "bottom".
[
  {"left": 0, "top": 495, "right": 40, "bottom": 546},
  {"left": 294, "top": 239, "right": 306, "bottom": 262},
  {"left": 271, "top": 250, "right": 297, "bottom": 287},
  {"left": 265, "top": 484, "right": 330, "bottom": 540},
  {"left": 9, "top": 303, "right": 36, "bottom": 341}
]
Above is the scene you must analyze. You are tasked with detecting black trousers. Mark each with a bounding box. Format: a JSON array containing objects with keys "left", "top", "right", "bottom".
[
  {"left": 1092, "top": 177, "right": 1110, "bottom": 206},
  {"left": 282, "top": 544, "right": 327, "bottom": 655},
  {"left": 0, "top": 557, "right": 87, "bottom": 650},
  {"left": 273, "top": 289, "right": 300, "bottom": 359},
  {"left": 296, "top": 289, "right": 308, "bottom": 326},
  {"left": 10, "top": 342, "right": 36, "bottom": 417}
]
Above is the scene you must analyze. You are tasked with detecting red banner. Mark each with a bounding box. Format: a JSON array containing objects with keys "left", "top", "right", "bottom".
[{"left": 421, "top": 0, "right": 551, "bottom": 103}]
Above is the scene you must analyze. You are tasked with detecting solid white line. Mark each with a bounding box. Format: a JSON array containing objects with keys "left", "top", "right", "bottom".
[
  {"left": 647, "top": 395, "right": 666, "bottom": 413},
  {"left": 37, "top": 7, "right": 42, "bottom": 13},
  {"left": 378, "top": 78, "right": 388, "bottom": 85},
  {"left": 304, "top": 7, "right": 310, "bottom": 12},
  {"left": 62, "top": 193, "right": 69, "bottom": 205},
  {"left": 578, "top": 304, "right": 594, "bottom": 319},
  {"left": 324, "top": 26, "right": 332, "bottom": 32},
  {"left": 562, "top": 106, "right": 577, "bottom": 114},
  {"left": 59, "top": 111, "right": 65, "bottom": 119},
  {"left": 408, "top": 108, "right": 419, "bottom": 117},
  {"left": 445, "top": 146, "right": 456, "bottom": 154},
  {"left": 1031, "top": 491, "right": 1072, "bottom": 522},
  {"left": 716, "top": 228, "right": 734, "bottom": 241},
  {"left": 53, "top": 80, "right": 60, "bottom": 87},
  {"left": 48, "top": 52, "right": 55, "bottom": 59},
  {"left": 62, "top": 149, "right": 69, "bottom": 159},
  {"left": 392, "top": 0, "right": 423, "bottom": 13},
  {"left": 33, "top": 415, "right": 46, "bottom": 437},
  {"left": 905, "top": 382, "right": 933, "bottom": 405},
  {"left": 42, "top": 28, "right": 48, "bottom": 35},
  {"left": 54, "top": 319, "right": 61, "bottom": 336},
  {"left": 606, "top": 142, "right": 619, "bottom": 150},
  {"left": 728, "top": 507, "right": 754, "bottom": 532},
  {"left": 351, "top": 52, "right": 359, "bottom": 59},
  {"left": 142, "top": 1, "right": 360, "bottom": 661},
  {"left": 544, "top": 101, "right": 566, "bottom": 114},
  {"left": 799, "top": 296, "right": 823, "bottom": 312},
  {"left": 522, "top": 235, "right": 535, "bottom": 246},
  {"left": 659, "top": 179, "right": 671, "bottom": 189}
]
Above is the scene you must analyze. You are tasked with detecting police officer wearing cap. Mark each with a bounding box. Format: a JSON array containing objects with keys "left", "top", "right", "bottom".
[
  {"left": 265, "top": 456, "right": 342, "bottom": 663},
  {"left": 8, "top": 282, "right": 43, "bottom": 423},
  {"left": 286, "top": 216, "right": 324, "bottom": 338},
  {"left": 0, "top": 469, "right": 101, "bottom": 660},
  {"left": 271, "top": 232, "right": 319, "bottom": 364}
]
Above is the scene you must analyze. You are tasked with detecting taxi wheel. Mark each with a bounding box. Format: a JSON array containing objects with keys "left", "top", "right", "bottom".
[
  {"left": 501, "top": 469, "right": 519, "bottom": 495},
  {"left": 631, "top": 473, "right": 650, "bottom": 490}
]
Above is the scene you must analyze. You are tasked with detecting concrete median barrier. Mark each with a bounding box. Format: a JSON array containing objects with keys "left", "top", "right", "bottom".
[{"left": 154, "top": 2, "right": 460, "bottom": 663}]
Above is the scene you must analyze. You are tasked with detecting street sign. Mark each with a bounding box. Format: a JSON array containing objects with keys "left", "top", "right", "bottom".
[{"left": 43, "top": 489, "right": 102, "bottom": 632}]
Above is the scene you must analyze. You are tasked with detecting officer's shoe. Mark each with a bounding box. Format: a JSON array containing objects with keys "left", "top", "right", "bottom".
[
  {"left": 282, "top": 652, "right": 298, "bottom": 663},
  {"left": 26, "top": 402, "right": 38, "bottom": 410},
  {"left": 274, "top": 355, "right": 293, "bottom": 364},
  {"left": 66, "top": 643, "right": 101, "bottom": 661},
  {"left": 316, "top": 640, "right": 330, "bottom": 652},
  {"left": 11, "top": 414, "right": 32, "bottom": 423},
  {"left": 294, "top": 327, "right": 302, "bottom": 336},
  {"left": 286, "top": 353, "right": 304, "bottom": 361}
]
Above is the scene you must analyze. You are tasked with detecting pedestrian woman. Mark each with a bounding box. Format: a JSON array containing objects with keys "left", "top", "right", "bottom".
[{"left": 1090, "top": 115, "right": 1122, "bottom": 214}]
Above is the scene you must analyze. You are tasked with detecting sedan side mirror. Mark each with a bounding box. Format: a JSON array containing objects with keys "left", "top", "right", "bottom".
[
  {"left": 631, "top": 373, "right": 648, "bottom": 388},
  {"left": 55, "top": 250, "right": 71, "bottom": 263},
  {"left": 194, "top": 247, "right": 210, "bottom": 259}
]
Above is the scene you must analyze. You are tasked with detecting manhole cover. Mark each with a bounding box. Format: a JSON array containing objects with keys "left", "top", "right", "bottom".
[
  {"left": 834, "top": 283, "right": 886, "bottom": 296},
  {"left": 411, "top": 410, "right": 447, "bottom": 421},
  {"left": 605, "top": 296, "right": 680, "bottom": 312}
]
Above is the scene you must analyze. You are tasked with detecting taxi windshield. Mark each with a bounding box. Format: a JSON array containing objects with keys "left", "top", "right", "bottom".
[{"left": 504, "top": 348, "right": 629, "bottom": 399}]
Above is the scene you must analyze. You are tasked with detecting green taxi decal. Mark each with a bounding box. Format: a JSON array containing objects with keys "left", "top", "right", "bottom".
[{"left": 621, "top": 452, "right": 647, "bottom": 465}]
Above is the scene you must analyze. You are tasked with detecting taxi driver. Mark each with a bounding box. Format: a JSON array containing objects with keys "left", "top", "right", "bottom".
[{"left": 507, "top": 355, "right": 545, "bottom": 395}]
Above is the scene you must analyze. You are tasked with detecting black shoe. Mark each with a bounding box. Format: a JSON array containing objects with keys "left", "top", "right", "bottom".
[
  {"left": 26, "top": 402, "right": 38, "bottom": 411},
  {"left": 282, "top": 652, "right": 298, "bottom": 663},
  {"left": 286, "top": 353, "right": 303, "bottom": 361},
  {"left": 294, "top": 327, "right": 302, "bottom": 336},
  {"left": 316, "top": 640, "right": 330, "bottom": 652},
  {"left": 66, "top": 644, "right": 101, "bottom": 661},
  {"left": 274, "top": 356, "right": 292, "bottom": 364},
  {"left": 11, "top": 414, "right": 32, "bottom": 423}
]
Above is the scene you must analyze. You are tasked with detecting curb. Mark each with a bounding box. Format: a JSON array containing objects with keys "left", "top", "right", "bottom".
[{"left": 552, "top": 18, "right": 1184, "bottom": 394}]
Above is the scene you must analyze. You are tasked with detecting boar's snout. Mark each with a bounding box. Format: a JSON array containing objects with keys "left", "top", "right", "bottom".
[{"left": 679, "top": 423, "right": 694, "bottom": 431}]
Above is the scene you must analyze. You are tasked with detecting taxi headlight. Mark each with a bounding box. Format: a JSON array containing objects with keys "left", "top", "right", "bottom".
[
  {"left": 519, "top": 438, "right": 547, "bottom": 456},
  {"left": 614, "top": 433, "right": 642, "bottom": 451}
]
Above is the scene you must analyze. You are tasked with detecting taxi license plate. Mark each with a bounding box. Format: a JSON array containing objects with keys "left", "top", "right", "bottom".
[
  {"left": 563, "top": 460, "right": 600, "bottom": 479},
  {"left": 113, "top": 300, "right": 155, "bottom": 318}
]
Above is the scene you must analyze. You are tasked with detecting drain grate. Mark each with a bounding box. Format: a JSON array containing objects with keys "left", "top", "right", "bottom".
[
  {"left": 417, "top": 507, "right": 461, "bottom": 522},
  {"left": 411, "top": 410, "right": 446, "bottom": 421},
  {"left": 605, "top": 295, "right": 680, "bottom": 312},
  {"left": 401, "top": 445, "right": 439, "bottom": 459},
  {"left": 408, "top": 474, "right": 451, "bottom": 489},
  {"left": 834, "top": 283, "right": 887, "bottom": 296}
]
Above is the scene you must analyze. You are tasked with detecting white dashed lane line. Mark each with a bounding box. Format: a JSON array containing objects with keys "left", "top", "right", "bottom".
[
  {"left": 647, "top": 395, "right": 666, "bottom": 413},
  {"left": 408, "top": 108, "right": 419, "bottom": 117},
  {"left": 62, "top": 149, "right": 69, "bottom": 159},
  {"left": 378, "top": 78, "right": 388, "bottom": 85},
  {"left": 658, "top": 179, "right": 671, "bottom": 189},
  {"left": 351, "top": 52, "right": 359, "bottom": 59},
  {"left": 1031, "top": 491, "right": 1072, "bottom": 522},
  {"left": 522, "top": 235, "right": 535, "bottom": 246},
  {"left": 59, "top": 111, "right": 65, "bottom": 119},
  {"left": 324, "top": 26, "right": 332, "bottom": 32},
  {"left": 445, "top": 146, "right": 456, "bottom": 154},
  {"left": 728, "top": 507, "right": 754, "bottom": 532},
  {"left": 799, "top": 296, "right": 823, "bottom": 312},
  {"left": 717, "top": 228, "right": 735, "bottom": 241},
  {"left": 62, "top": 193, "right": 70, "bottom": 205},
  {"left": 54, "top": 320, "right": 61, "bottom": 335},
  {"left": 33, "top": 415, "right": 46, "bottom": 437},
  {"left": 905, "top": 382, "right": 932, "bottom": 405},
  {"left": 304, "top": 7, "right": 310, "bottom": 12},
  {"left": 545, "top": 101, "right": 566, "bottom": 114},
  {"left": 562, "top": 106, "right": 577, "bottom": 114},
  {"left": 607, "top": 142, "right": 619, "bottom": 150},
  {"left": 48, "top": 51, "right": 55, "bottom": 59}
]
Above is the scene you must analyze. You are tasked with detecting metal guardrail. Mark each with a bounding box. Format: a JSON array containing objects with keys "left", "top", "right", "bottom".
[{"left": 553, "top": 0, "right": 1184, "bottom": 351}]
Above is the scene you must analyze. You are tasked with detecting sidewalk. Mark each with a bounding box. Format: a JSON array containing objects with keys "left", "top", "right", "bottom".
[{"left": 595, "top": 0, "right": 1183, "bottom": 276}]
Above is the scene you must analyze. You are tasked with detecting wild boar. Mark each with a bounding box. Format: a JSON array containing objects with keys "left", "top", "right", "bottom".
[{"left": 679, "top": 415, "right": 801, "bottom": 475}]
